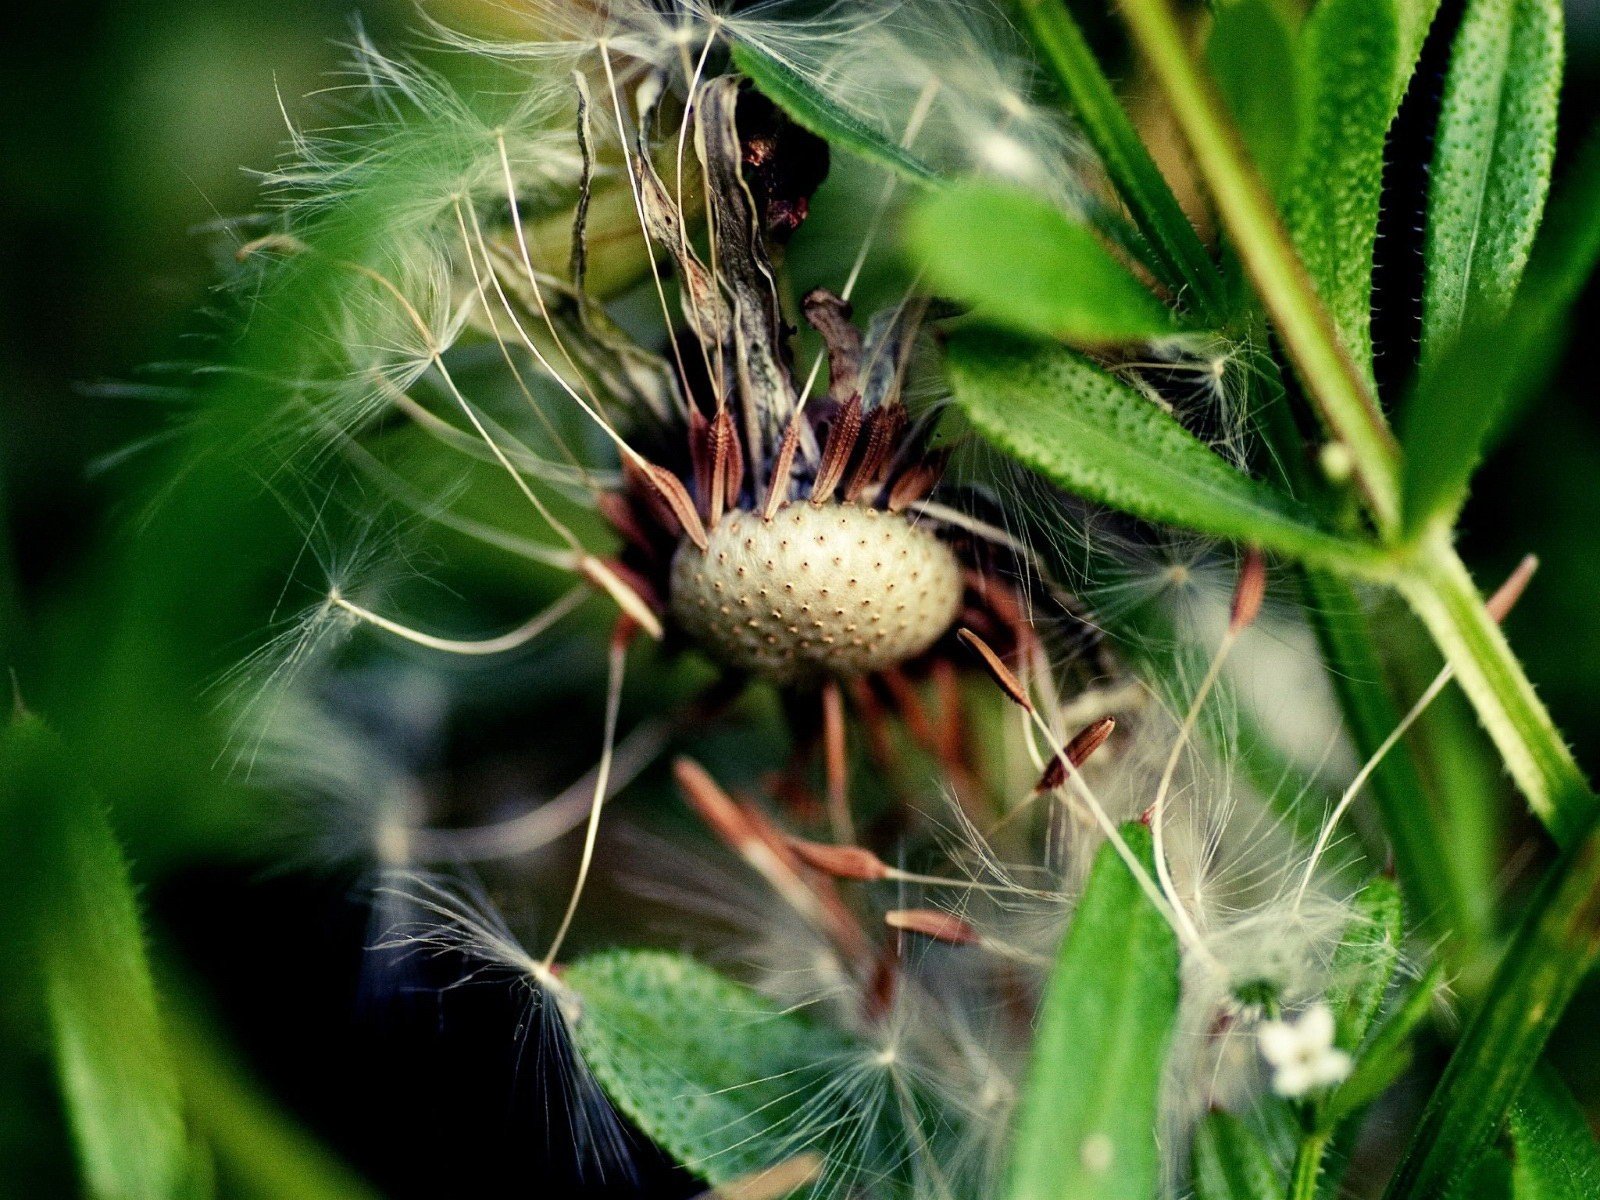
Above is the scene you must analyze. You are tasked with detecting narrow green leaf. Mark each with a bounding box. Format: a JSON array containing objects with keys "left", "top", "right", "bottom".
[
  {"left": 1511, "top": 1066, "right": 1600, "bottom": 1199},
  {"left": 908, "top": 182, "right": 1178, "bottom": 344},
  {"left": 1014, "top": 0, "right": 1226, "bottom": 321},
  {"left": 564, "top": 950, "right": 856, "bottom": 1187},
  {"left": 1207, "top": 0, "right": 1301, "bottom": 192},
  {"left": 1119, "top": 0, "right": 1405, "bottom": 533},
  {"left": 1402, "top": 117, "right": 1592, "bottom": 538},
  {"left": 1447, "top": 1152, "right": 1515, "bottom": 1200},
  {"left": 1279, "top": 0, "right": 1439, "bottom": 377},
  {"left": 1324, "top": 961, "right": 1442, "bottom": 1123},
  {"left": 1383, "top": 801, "right": 1600, "bottom": 1200},
  {"left": 944, "top": 331, "right": 1380, "bottom": 572},
  {"left": 4, "top": 716, "right": 193, "bottom": 1199},
  {"left": 729, "top": 42, "right": 938, "bottom": 184},
  {"left": 1328, "top": 877, "right": 1403, "bottom": 1052},
  {"left": 1006, "top": 823, "right": 1179, "bottom": 1200},
  {"left": 1421, "top": 0, "right": 1562, "bottom": 362},
  {"left": 1192, "top": 1110, "right": 1282, "bottom": 1200}
]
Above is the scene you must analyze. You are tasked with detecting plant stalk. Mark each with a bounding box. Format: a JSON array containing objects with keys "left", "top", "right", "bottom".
[
  {"left": 1015, "top": 0, "right": 1227, "bottom": 322},
  {"left": 1288, "top": 1127, "right": 1330, "bottom": 1200},
  {"left": 1116, "top": 0, "right": 1401, "bottom": 532},
  {"left": 1398, "top": 531, "right": 1594, "bottom": 845}
]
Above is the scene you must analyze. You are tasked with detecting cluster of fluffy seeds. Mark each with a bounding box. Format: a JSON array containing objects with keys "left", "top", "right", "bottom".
[{"left": 216, "top": 3, "right": 1419, "bottom": 1197}]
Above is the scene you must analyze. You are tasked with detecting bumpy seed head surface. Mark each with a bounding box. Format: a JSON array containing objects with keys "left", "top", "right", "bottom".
[{"left": 668, "top": 503, "right": 963, "bottom": 684}]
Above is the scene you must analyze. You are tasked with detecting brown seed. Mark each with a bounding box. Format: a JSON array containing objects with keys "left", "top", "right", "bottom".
[
  {"left": 1036, "top": 716, "right": 1117, "bottom": 792},
  {"left": 785, "top": 837, "right": 888, "bottom": 881},
  {"left": 885, "top": 908, "right": 979, "bottom": 946},
  {"left": 1230, "top": 548, "right": 1267, "bottom": 633},
  {"left": 957, "top": 628, "right": 1031, "bottom": 711}
]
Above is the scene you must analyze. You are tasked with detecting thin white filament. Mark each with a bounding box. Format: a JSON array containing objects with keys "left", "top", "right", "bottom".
[
  {"left": 328, "top": 584, "right": 588, "bottom": 656},
  {"left": 1294, "top": 661, "right": 1456, "bottom": 909},
  {"left": 542, "top": 629, "right": 629, "bottom": 970}
]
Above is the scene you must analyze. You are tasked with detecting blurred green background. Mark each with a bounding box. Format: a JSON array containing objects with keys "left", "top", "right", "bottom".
[{"left": 3, "top": 0, "right": 1600, "bottom": 1196}]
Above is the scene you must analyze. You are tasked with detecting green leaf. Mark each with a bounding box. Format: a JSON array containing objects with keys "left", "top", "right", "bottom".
[
  {"left": 4, "top": 715, "right": 195, "bottom": 1199},
  {"left": 564, "top": 949, "right": 856, "bottom": 1187},
  {"left": 1448, "top": 1152, "right": 1515, "bottom": 1200},
  {"left": 1511, "top": 1067, "right": 1600, "bottom": 1199},
  {"left": 1324, "top": 961, "right": 1442, "bottom": 1123},
  {"left": 944, "top": 331, "right": 1379, "bottom": 571},
  {"left": 1328, "top": 877, "right": 1403, "bottom": 1052},
  {"left": 1192, "top": 1110, "right": 1282, "bottom": 1200},
  {"left": 1006, "top": 823, "right": 1179, "bottom": 1200},
  {"left": 1207, "top": 0, "right": 1301, "bottom": 192},
  {"left": 1280, "top": 0, "right": 1439, "bottom": 376},
  {"left": 908, "top": 183, "right": 1178, "bottom": 345},
  {"left": 1421, "top": 0, "right": 1562, "bottom": 363},
  {"left": 1383, "top": 805, "right": 1600, "bottom": 1200},
  {"left": 730, "top": 42, "right": 937, "bottom": 184},
  {"left": 1014, "top": 0, "right": 1226, "bottom": 321},
  {"left": 1402, "top": 115, "right": 1591, "bottom": 538}
]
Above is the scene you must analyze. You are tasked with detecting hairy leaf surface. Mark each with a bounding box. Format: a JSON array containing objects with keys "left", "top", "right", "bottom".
[
  {"left": 1422, "top": 0, "right": 1562, "bottom": 361},
  {"left": 566, "top": 950, "right": 857, "bottom": 1188},
  {"left": 945, "top": 331, "right": 1373, "bottom": 568}
]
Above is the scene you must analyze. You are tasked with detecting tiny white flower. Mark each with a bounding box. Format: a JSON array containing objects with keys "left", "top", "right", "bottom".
[{"left": 1257, "top": 1004, "right": 1352, "bottom": 1097}]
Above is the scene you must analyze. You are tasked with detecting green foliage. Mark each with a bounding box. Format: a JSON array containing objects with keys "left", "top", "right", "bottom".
[
  {"left": 1511, "top": 1067, "right": 1600, "bottom": 1198},
  {"left": 1328, "top": 877, "right": 1404, "bottom": 1052},
  {"left": 908, "top": 182, "right": 1178, "bottom": 344},
  {"left": 1422, "top": 0, "right": 1563, "bottom": 361},
  {"left": 1014, "top": 0, "right": 1226, "bottom": 319},
  {"left": 1006, "top": 824, "right": 1179, "bottom": 1200},
  {"left": 1384, "top": 817, "right": 1600, "bottom": 1200},
  {"left": 1324, "top": 963, "right": 1443, "bottom": 1123},
  {"left": 4, "top": 715, "right": 196, "bottom": 1200},
  {"left": 730, "top": 43, "right": 938, "bottom": 184},
  {"left": 1279, "top": 0, "right": 1438, "bottom": 377},
  {"left": 564, "top": 950, "right": 856, "bottom": 1188},
  {"left": 1192, "top": 1110, "right": 1283, "bottom": 1200},
  {"left": 945, "top": 330, "right": 1375, "bottom": 569},
  {"left": 1403, "top": 104, "right": 1587, "bottom": 537},
  {"left": 1207, "top": 0, "right": 1300, "bottom": 192}
]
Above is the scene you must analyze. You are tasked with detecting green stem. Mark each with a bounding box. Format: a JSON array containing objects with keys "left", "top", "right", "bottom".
[
  {"left": 1289, "top": 1127, "right": 1331, "bottom": 1200},
  {"left": 1117, "top": 0, "right": 1401, "bottom": 533},
  {"left": 1014, "top": 0, "right": 1227, "bottom": 322},
  {"left": 1398, "top": 531, "right": 1594, "bottom": 845},
  {"left": 1383, "top": 809, "right": 1600, "bottom": 1200}
]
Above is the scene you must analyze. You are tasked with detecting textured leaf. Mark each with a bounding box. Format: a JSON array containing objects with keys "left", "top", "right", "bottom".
[
  {"left": 1447, "top": 1152, "right": 1515, "bottom": 1200},
  {"left": 944, "top": 331, "right": 1375, "bottom": 569},
  {"left": 1208, "top": 0, "right": 1301, "bottom": 192},
  {"left": 1511, "top": 1067, "right": 1600, "bottom": 1199},
  {"left": 1006, "top": 824, "right": 1179, "bottom": 1200},
  {"left": 909, "top": 183, "right": 1178, "bottom": 344},
  {"left": 565, "top": 950, "right": 856, "bottom": 1187},
  {"left": 1328, "top": 876, "right": 1404, "bottom": 1052},
  {"left": 1421, "top": 0, "right": 1562, "bottom": 362},
  {"left": 4, "top": 716, "right": 194, "bottom": 1199},
  {"left": 1280, "top": 0, "right": 1438, "bottom": 376},
  {"left": 1192, "top": 1110, "right": 1282, "bottom": 1200},
  {"left": 730, "top": 42, "right": 937, "bottom": 184},
  {"left": 1015, "top": 0, "right": 1226, "bottom": 320},
  {"left": 1325, "top": 961, "right": 1442, "bottom": 1122},
  {"left": 1401, "top": 0, "right": 1565, "bottom": 533}
]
